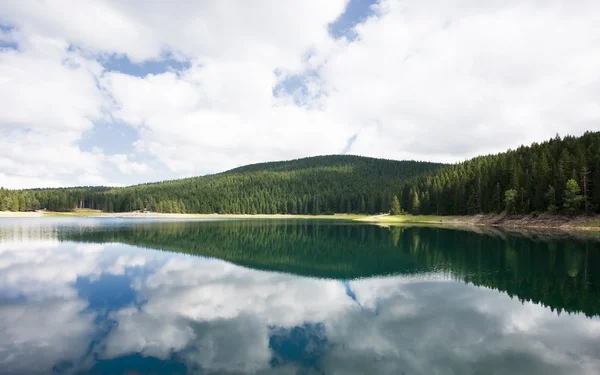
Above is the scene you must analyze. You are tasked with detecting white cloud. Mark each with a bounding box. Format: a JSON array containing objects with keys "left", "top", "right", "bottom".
[
  {"left": 0, "top": 32, "right": 108, "bottom": 188},
  {"left": 106, "top": 154, "right": 152, "bottom": 175},
  {"left": 104, "top": 64, "right": 351, "bottom": 174},
  {"left": 319, "top": 0, "right": 600, "bottom": 161},
  {"left": 0, "top": 0, "right": 347, "bottom": 66},
  {"left": 1, "top": 0, "right": 600, "bottom": 186}
]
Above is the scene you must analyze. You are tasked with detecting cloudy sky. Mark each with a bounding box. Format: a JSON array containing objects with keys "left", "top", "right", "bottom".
[{"left": 1, "top": 0, "right": 599, "bottom": 188}]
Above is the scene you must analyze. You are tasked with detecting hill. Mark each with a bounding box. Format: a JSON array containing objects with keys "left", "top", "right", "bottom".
[
  {"left": 0, "top": 155, "right": 443, "bottom": 213},
  {"left": 4, "top": 131, "right": 600, "bottom": 216}
]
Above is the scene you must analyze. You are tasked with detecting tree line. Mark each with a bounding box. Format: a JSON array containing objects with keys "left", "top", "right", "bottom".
[
  {"left": 1, "top": 155, "right": 441, "bottom": 214},
  {"left": 397, "top": 131, "right": 600, "bottom": 215}
]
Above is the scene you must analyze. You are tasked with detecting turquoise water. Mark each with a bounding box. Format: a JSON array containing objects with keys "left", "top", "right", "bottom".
[{"left": 0, "top": 218, "right": 599, "bottom": 374}]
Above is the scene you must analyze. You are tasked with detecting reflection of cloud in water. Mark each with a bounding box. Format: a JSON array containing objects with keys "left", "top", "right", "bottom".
[
  {"left": 269, "top": 323, "right": 329, "bottom": 371},
  {"left": 325, "top": 281, "right": 600, "bottom": 375},
  {"left": 0, "top": 239, "right": 599, "bottom": 374},
  {"left": 0, "top": 299, "right": 96, "bottom": 374}
]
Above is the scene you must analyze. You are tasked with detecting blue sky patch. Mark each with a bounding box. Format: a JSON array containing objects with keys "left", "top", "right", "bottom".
[
  {"left": 273, "top": 70, "right": 321, "bottom": 105},
  {"left": 342, "top": 133, "right": 358, "bottom": 154},
  {"left": 80, "top": 122, "right": 139, "bottom": 154},
  {"left": 102, "top": 54, "right": 190, "bottom": 77},
  {"left": 329, "top": 0, "right": 378, "bottom": 39},
  {"left": 0, "top": 24, "right": 18, "bottom": 50}
]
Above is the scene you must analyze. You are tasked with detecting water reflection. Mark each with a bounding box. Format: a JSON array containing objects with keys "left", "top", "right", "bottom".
[
  {"left": 0, "top": 218, "right": 599, "bottom": 374},
  {"left": 61, "top": 219, "right": 600, "bottom": 317}
]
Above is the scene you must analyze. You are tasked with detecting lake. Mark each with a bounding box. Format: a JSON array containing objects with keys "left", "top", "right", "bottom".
[{"left": 0, "top": 218, "right": 599, "bottom": 374}]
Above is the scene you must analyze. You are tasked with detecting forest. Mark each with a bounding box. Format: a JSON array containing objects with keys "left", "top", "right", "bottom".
[
  {"left": 1, "top": 131, "right": 600, "bottom": 215},
  {"left": 0, "top": 155, "right": 441, "bottom": 214},
  {"left": 398, "top": 131, "right": 600, "bottom": 215}
]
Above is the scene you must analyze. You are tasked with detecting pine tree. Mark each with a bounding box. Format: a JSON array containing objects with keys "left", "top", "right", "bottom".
[
  {"left": 10, "top": 196, "right": 19, "bottom": 211},
  {"left": 359, "top": 196, "right": 366, "bottom": 213},
  {"left": 582, "top": 166, "right": 590, "bottom": 214},
  {"left": 390, "top": 195, "right": 401, "bottom": 215},
  {"left": 504, "top": 189, "right": 518, "bottom": 214},
  {"left": 545, "top": 185, "right": 557, "bottom": 213},
  {"left": 563, "top": 179, "right": 583, "bottom": 214},
  {"left": 107, "top": 199, "right": 114, "bottom": 213},
  {"left": 411, "top": 190, "right": 420, "bottom": 214},
  {"left": 492, "top": 183, "right": 502, "bottom": 213}
]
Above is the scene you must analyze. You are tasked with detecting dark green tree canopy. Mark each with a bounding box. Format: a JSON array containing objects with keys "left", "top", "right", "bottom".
[
  {"left": 1, "top": 155, "right": 442, "bottom": 214},
  {"left": 400, "top": 131, "right": 600, "bottom": 215}
]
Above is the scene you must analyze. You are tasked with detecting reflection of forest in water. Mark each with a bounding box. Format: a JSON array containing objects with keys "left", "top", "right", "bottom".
[{"left": 61, "top": 220, "right": 600, "bottom": 317}]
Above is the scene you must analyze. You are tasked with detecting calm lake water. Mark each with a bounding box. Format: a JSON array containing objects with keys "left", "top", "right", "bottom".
[{"left": 0, "top": 218, "right": 599, "bottom": 375}]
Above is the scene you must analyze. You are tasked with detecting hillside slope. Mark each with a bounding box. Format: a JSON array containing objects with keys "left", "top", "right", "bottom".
[{"left": 1, "top": 155, "right": 443, "bottom": 213}]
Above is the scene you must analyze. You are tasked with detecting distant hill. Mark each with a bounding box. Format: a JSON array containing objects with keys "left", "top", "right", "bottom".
[{"left": 0, "top": 155, "right": 443, "bottom": 213}]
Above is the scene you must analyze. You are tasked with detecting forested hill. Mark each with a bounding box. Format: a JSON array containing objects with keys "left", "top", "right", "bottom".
[
  {"left": 3, "top": 132, "right": 600, "bottom": 215},
  {"left": 399, "top": 131, "right": 600, "bottom": 215},
  {"left": 0, "top": 155, "right": 443, "bottom": 213}
]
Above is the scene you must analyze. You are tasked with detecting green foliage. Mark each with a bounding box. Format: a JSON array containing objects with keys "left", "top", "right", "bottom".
[
  {"left": 390, "top": 195, "right": 401, "bottom": 215},
  {"left": 401, "top": 131, "right": 600, "bottom": 215},
  {"left": 410, "top": 189, "right": 420, "bottom": 214},
  {"left": 563, "top": 179, "right": 584, "bottom": 214},
  {"left": 0, "top": 156, "right": 442, "bottom": 214},
  {"left": 545, "top": 185, "right": 557, "bottom": 213},
  {"left": 504, "top": 189, "right": 518, "bottom": 214}
]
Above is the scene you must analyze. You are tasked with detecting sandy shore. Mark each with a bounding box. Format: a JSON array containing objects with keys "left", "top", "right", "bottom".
[
  {"left": 1, "top": 211, "right": 599, "bottom": 231},
  {"left": 0, "top": 211, "right": 42, "bottom": 217},
  {"left": 100, "top": 212, "right": 364, "bottom": 220},
  {"left": 0, "top": 211, "right": 363, "bottom": 220}
]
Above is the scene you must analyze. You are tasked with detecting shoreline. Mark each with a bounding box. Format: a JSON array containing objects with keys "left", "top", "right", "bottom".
[
  {"left": 0, "top": 211, "right": 364, "bottom": 220},
  {"left": 1, "top": 211, "right": 599, "bottom": 232},
  {"left": 357, "top": 213, "right": 600, "bottom": 232}
]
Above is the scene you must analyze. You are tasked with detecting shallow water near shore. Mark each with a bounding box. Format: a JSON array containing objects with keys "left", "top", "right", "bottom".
[{"left": 1, "top": 217, "right": 599, "bottom": 374}]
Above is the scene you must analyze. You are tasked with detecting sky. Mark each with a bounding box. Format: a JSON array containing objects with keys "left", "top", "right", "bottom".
[{"left": 1, "top": 0, "right": 599, "bottom": 189}]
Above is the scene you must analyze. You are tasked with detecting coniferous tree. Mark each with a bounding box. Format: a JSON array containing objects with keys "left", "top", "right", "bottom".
[
  {"left": 10, "top": 196, "right": 19, "bottom": 212},
  {"left": 545, "top": 185, "right": 557, "bottom": 213},
  {"left": 390, "top": 195, "right": 401, "bottom": 215},
  {"left": 410, "top": 190, "right": 420, "bottom": 214},
  {"left": 563, "top": 179, "right": 584, "bottom": 214},
  {"left": 582, "top": 166, "right": 590, "bottom": 214},
  {"left": 400, "top": 132, "right": 600, "bottom": 216},
  {"left": 504, "top": 189, "right": 518, "bottom": 214}
]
